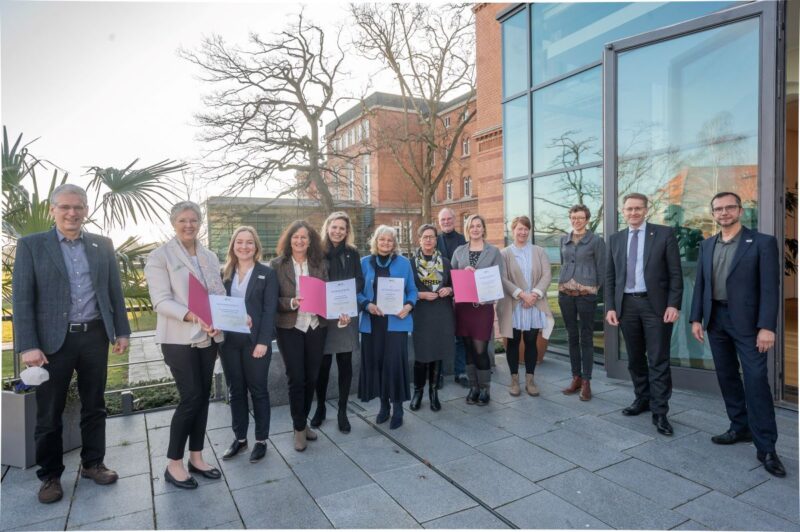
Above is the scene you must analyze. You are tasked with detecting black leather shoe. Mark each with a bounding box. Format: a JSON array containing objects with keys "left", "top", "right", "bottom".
[
  {"left": 477, "top": 388, "right": 490, "bottom": 406},
  {"left": 652, "top": 414, "right": 673, "bottom": 436},
  {"left": 757, "top": 451, "right": 787, "bottom": 477},
  {"left": 409, "top": 387, "right": 423, "bottom": 411},
  {"left": 249, "top": 441, "right": 267, "bottom": 463},
  {"left": 429, "top": 388, "right": 441, "bottom": 412},
  {"left": 711, "top": 429, "right": 753, "bottom": 445},
  {"left": 222, "top": 439, "right": 248, "bottom": 460},
  {"left": 466, "top": 387, "right": 479, "bottom": 405},
  {"left": 164, "top": 468, "right": 198, "bottom": 490},
  {"left": 338, "top": 409, "right": 351, "bottom": 433},
  {"left": 310, "top": 404, "right": 326, "bottom": 428},
  {"left": 188, "top": 462, "right": 222, "bottom": 479},
  {"left": 622, "top": 400, "right": 650, "bottom": 416}
]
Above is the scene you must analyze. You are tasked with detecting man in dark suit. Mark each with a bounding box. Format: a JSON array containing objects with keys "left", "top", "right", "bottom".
[
  {"left": 437, "top": 207, "right": 468, "bottom": 388},
  {"left": 606, "top": 192, "right": 683, "bottom": 435},
  {"left": 689, "top": 191, "right": 785, "bottom": 477},
  {"left": 12, "top": 184, "right": 131, "bottom": 503}
]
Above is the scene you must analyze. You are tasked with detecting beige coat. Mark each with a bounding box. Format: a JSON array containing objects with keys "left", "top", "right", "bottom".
[
  {"left": 144, "top": 238, "right": 224, "bottom": 346},
  {"left": 496, "top": 244, "right": 555, "bottom": 340}
]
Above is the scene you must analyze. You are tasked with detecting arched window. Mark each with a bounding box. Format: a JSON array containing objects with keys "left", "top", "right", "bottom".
[
  {"left": 463, "top": 176, "right": 472, "bottom": 197},
  {"left": 445, "top": 180, "right": 453, "bottom": 201}
]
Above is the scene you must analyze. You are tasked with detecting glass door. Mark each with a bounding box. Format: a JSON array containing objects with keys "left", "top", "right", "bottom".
[{"left": 603, "top": 2, "right": 780, "bottom": 391}]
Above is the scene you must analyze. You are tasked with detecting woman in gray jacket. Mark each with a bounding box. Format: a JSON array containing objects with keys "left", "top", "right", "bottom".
[{"left": 558, "top": 205, "right": 605, "bottom": 401}]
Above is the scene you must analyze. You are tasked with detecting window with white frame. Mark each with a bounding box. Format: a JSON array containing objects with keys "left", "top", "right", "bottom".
[
  {"left": 362, "top": 119, "right": 369, "bottom": 138},
  {"left": 347, "top": 163, "right": 355, "bottom": 200},
  {"left": 362, "top": 155, "right": 371, "bottom": 204},
  {"left": 445, "top": 180, "right": 453, "bottom": 201},
  {"left": 463, "top": 176, "right": 472, "bottom": 197},
  {"left": 444, "top": 116, "right": 451, "bottom": 128},
  {"left": 333, "top": 170, "right": 340, "bottom": 200},
  {"left": 355, "top": 125, "right": 361, "bottom": 143},
  {"left": 460, "top": 109, "right": 469, "bottom": 123},
  {"left": 393, "top": 220, "right": 404, "bottom": 244},
  {"left": 462, "top": 137, "right": 470, "bottom": 156},
  {"left": 463, "top": 213, "right": 470, "bottom": 227}
]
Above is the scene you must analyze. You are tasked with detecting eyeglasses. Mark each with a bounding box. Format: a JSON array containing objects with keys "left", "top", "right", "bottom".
[
  {"left": 569, "top": 216, "right": 587, "bottom": 221},
  {"left": 54, "top": 204, "right": 86, "bottom": 213},
  {"left": 711, "top": 205, "right": 741, "bottom": 214},
  {"left": 623, "top": 207, "right": 645, "bottom": 213}
]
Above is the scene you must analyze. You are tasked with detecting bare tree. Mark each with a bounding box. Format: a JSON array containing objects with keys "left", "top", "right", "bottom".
[
  {"left": 180, "top": 11, "right": 347, "bottom": 213},
  {"left": 350, "top": 3, "right": 475, "bottom": 222}
]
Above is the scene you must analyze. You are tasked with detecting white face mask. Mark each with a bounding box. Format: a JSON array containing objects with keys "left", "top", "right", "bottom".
[{"left": 20, "top": 366, "right": 50, "bottom": 386}]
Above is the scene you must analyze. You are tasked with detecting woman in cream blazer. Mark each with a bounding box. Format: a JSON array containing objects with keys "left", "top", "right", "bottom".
[{"left": 497, "top": 215, "right": 555, "bottom": 397}]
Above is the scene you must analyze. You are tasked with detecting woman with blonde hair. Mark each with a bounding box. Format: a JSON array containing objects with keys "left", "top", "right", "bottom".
[
  {"left": 497, "top": 216, "right": 555, "bottom": 397},
  {"left": 451, "top": 214, "right": 505, "bottom": 406},
  {"left": 357, "top": 225, "right": 417, "bottom": 429},
  {"left": 218, "top": 226, "right": 278, "bottom": 463},
  {"left": 310, "top": 212, "right": 363, "bottom": 433}
]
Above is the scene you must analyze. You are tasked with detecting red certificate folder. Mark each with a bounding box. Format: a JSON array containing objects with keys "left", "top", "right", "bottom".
[{"left": 188, "top": 273, "right": 213, "bottom": 326}]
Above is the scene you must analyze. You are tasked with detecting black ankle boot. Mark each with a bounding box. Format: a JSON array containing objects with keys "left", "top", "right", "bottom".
[
  {"left": 376, "top": 399, "right": 390, "bottom": 424},
  {"left": 389, "top": 402, "right": 404, "bottom": 429},
  {"left": 477, "top": 387, "right": 490, "bottom": 406},
  {"left": 466, "top": 387, "right": 480, "bottom": 405},
  {"left": 429, "top": 387, "right": 441, "bottom": 411},
  {"left": 409, "top": 387, "right": 423, "bottom": 411},
  {"left": 310, "top": 403, "right": 326, "bottom": 428},
  {"left": 337, "top": 408, "right": 351, "bottom": 433}
]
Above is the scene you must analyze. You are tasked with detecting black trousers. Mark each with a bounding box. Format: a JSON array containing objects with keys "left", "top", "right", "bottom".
[
  {"left": 35, "top": 323, "right": 108, "bottom": 480},
  {"left": 506, "top": 328, "right": 538, "bottom": 375},
  {"left": 620, "top": 294, "right": 673, "bottom": 415},
  {"left": 276, "top": 326, "right": 327, "bottom": 431},
  {"left": 219, "top": 333, "right": 272, "bottom": 441},
  {"left": 559, "top": 293, "right": 598, "bottom": 379},
  {"left": 315, "top": 352, "right": 353, "bottom": 411},
  {"left": 707, "top": 303, "right": 778, "bottom": 453},
  {"left": 162, "top": 342, "right": 218, "bottom": 460}
]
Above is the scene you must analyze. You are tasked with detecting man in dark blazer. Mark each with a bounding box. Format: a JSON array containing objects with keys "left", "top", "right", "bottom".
[
  {"left": 12, "top": 184, "right": 131, "bottom": 503},
  {"left": 437, "top": 207, "right": 468, "bottom": 388},
  {"left": 606, "top": 192, "right": 683, "bottom": 435},
  {"left": 689, "top": 191, "right": 784, "bottom": 477}
]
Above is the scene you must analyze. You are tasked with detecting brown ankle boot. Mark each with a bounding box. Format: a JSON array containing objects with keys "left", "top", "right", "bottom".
[
  {"left": 525, "top": 374, "right": 539, "bottom": 396},
  {"left": 562, "top": 375, "right": 582, "bottom": 395},
  {"left": 509, "top": 374, "right": 521, "bottom": 396},
  {"left": 579, "top": 379, "right": 592, "bottom": 401}
]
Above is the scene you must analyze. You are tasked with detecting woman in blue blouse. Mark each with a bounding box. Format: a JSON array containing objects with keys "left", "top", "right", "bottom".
[{"left": 357, "top": 225, "right": 418, "bottom": 429}]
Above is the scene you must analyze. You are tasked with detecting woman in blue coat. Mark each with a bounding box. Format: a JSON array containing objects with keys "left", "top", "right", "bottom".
[{"left": 357, "top": 225, "right": 418, "bottom": 429}]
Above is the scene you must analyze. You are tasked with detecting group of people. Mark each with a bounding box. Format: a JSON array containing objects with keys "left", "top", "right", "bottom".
[{"left": 12, "top": 185, "right": 786, "bottom": 504}]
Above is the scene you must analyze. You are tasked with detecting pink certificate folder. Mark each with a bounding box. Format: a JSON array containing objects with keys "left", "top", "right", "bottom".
[
  {"left": 188, "top": 273, "right": 213, "bottom": 326},
  {"left": 298, "top": 276, "right": 327, "bottom": 317},
  {"left": 451, "top": 269, "right": 479, "bottom": 304}
]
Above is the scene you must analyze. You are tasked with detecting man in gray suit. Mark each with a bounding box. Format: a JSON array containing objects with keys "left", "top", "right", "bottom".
[
  {"left": 13, "top": 184, "right": 131, "bottom": 503},
  {"left": 605, "top": 192, "right": 683, "bottom": 435}
]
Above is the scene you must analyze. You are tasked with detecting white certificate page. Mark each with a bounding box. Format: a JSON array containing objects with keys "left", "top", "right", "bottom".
[
  {"left": 326, "top": 278, "right": 358, "bottom": 319},
  {"left": 474, "top": 265, "right": 505, "bottom": 303},
  {"left": 209, "top": 295, "right": 250, "bottom": 333},
  {"left": 376, "top": 277, "right": 405, "bottom": 315}
]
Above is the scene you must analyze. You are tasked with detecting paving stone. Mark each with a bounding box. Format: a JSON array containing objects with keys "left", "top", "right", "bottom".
[
  {"left": 596, "top": 458, "right": 709, "bottom": 508},
  {"left": 317, "top": 411, "right": 378, "bottom": 443},
  {"left": 232, "top": 475, "right": 332, "bottom": 529},
  {"left": 626, "top": 439, "right": 771, "bottom": 497},
  {"left": 68, "top": 509, "right": 154, "bottom": 530},
  {"left": 265, "top": 404, "right": 296, "bottom": 435},
  {"left": 598, "top": 410, "right": 698, "bottom": 441},
  {"left": 671, "top": 519, "right": 710, "bottom": 530},
  {"left": 146, "top": 425, "right": 173, "bottom": 460},
  {"left": 205, "top": 401, "right": 233, "bottom": 431},
  {"left": 422, "top": 506, "right": 511, "bottom": 529},
  {"left": 529, "top": 428, "right": 630, "bottom": 471},
  {"left": 559, "top": 414, "right": 653, "bottom": 451},
  {"left": 105, "top": 414, "right": 147, "bottom": 446},
  {"left": 671, "top": 408, "right": 731, "bottom": 435},
  {"left": 151, "top": 445, "right": 222, "bottom": 496},
  {"left": 669, "top": 390, "right": 728, "bottom": 417},
  {"left": 496, "top": 489, "right": 610, "bottom": 529},
  {"left": 540, "top": 467, "right": 686, "bottom": 529},
  {"left": 101, "top": 440, "right": 150, "bottom": 479},
  {"left": 316, "top": 483, "right": 420, "bottom": 528},
  {"left": 154, "top": 481, "right": 239, "bottom": 530},
  {"left": 4, "top": 517, "right": 67, "bottom": 531},
  {"left": 206, "top": 429, "right": 293, "bottom": 490},
  {"left": 435, "top": 381, "right": 472, "bottom": 402},
  {"left": 338, "top": 434, "right": 418, "bottom": 475},
  {"left": 736, "top": 477, "right": 800, "bottom": 524},
  {"left": 429, "top": 412, "right": 512, "bottom": 446},
  {"left": 408, "top": 400, "right": 471, "bottom": 422},
  {"left": 593, "top": 387, "right": 641, "bottom": 407},
  {"left": 1, "top": 468, "right": 76, "bottom": 529},
  {"left": 437, "top": 453, "right": 541, "bottom": 508},
  {"left": 477, "top": 436, "right": 574, "bottom": 482},
  {"left": 372, "top": 463, "right": 476, "bottom": 522},
  {"left": 145, "top": 409, "right": 175, "bottom": 430},
  {"left": 270, "top": 430, "right": 343, "bottom": 467},
  {"left": 505, "top": 395, "right": 583, "bottom": 424},
  {"left": 670, "top": 430, "right": 759, "bottom": 466},
  {"left": 68, "top": 473, "right": 152, "bottom": 527},
  {"left": 475, "top": 406, "right": 560, "bottom": 439},
  {"left": 377, "top": 413, "right": 478, "bottom": 466},
  {"left": 675, "top": 489, "right": 798, "bottom": 531},
  {"left": 552, "top": 377, "right": 620, "bottom": 395},
  {"left": 448, "top": 398, "right": 513, "bottom": 415},
  {"left": 539, "top": 392, "right": 623, "bottom": 415},
  {"left": 207, "top": 520, "right": 244, "bottom": 529},
  {"left": 63, "top": 448, "right": 82, "bottom": 474},
  {"left": 291, "top": 452, "right": 372, "bottom": 499}
]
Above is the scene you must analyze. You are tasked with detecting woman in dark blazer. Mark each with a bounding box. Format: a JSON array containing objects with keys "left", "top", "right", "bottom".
[
  {"left": 269, "top": 221, "right": 329, "bottom": 451},
  {"left": 357, "top": 225, "right": 418, "bottom": 429},
  {"left": 410, "top": 224, "right": 455, "bottom": 412},
  {"left": 219, "top": 226, "right": 278, "bottom": 463},
  {"left": 310, "top": 212, "right": 364, "bottom": 433}
]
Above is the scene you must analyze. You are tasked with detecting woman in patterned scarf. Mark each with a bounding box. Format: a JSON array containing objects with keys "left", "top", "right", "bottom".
[{"left": 410, "top": 224, "right": 455, "bottom": 412}]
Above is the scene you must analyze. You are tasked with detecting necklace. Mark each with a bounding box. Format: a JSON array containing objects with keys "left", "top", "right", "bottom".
[{"left": 376, "top": 254, "right": 392, "bottom": 268}]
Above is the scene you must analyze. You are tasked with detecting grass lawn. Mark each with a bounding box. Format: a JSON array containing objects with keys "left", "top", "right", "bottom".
[{"left": 2, "top": 310, "right": 157, "bottom": 344}]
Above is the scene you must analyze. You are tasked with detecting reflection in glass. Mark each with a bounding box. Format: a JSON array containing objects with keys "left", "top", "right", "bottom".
[
  {"left": 531, "top": 2, "right": 731, "bottom": 85},
  {"left": 616, "top": 18, "right": 760, "bottom": 370},
  {"left": 533, "top": 66, "right": 601, "bottom": 173},
  {"left": 503, "top": 10, "right": 528, "bottom": 98},
  {"left": 503, "top": 96, "right": 530, "bottom": 179},
  {"left": 504, "top": 180, "right": 530, "bottom": 246}
]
